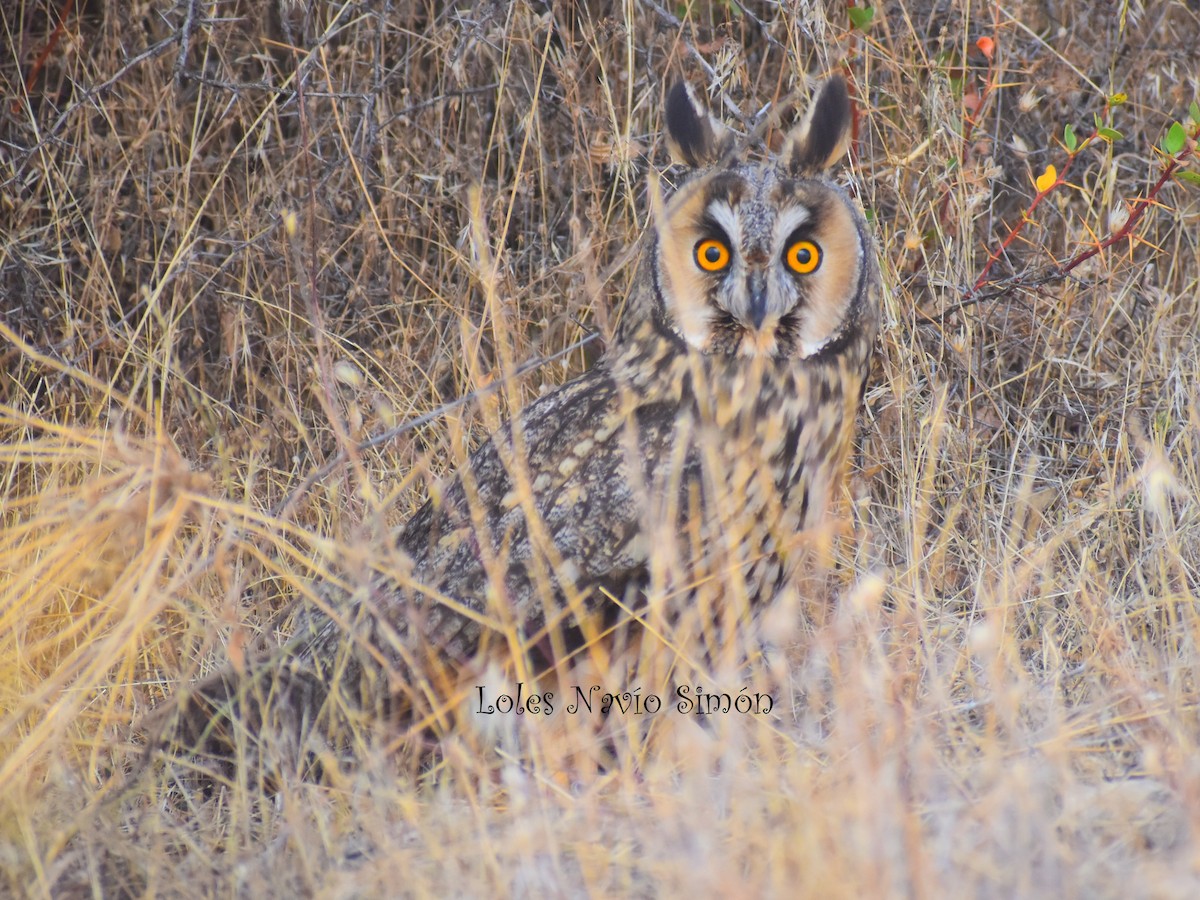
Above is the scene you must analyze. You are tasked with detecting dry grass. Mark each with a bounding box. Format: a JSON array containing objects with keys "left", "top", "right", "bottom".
[{"left": 3, "top": 0, "right": 1200, "bottom": 896}]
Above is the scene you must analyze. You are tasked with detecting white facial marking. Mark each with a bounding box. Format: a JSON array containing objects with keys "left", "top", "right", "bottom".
[
  {"left": 707, "top": 201, "right": 739, "bottom": 244},
  {"left": 773, "top": 206, "right": 812, "bottom": 248}
]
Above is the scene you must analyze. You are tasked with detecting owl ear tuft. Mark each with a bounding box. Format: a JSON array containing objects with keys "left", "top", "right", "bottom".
[
  {"left": 664, "top": 81, "right": 732, "bottom": 169},
  {"left": 781, "top": 75, "right": 853, "bottom": 176}
]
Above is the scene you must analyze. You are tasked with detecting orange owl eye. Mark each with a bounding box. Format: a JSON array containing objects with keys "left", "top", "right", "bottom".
[
  {"left": 695, "top": 238, "right": 731, "bottom": 272},
  {"left": 785, "top": 240, "right": 822, "bottom": 275}
]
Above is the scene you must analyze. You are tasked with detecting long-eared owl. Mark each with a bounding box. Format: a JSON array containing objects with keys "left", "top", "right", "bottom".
[{"left": 160, "top": 74, "right": 881, "bottom": 772}]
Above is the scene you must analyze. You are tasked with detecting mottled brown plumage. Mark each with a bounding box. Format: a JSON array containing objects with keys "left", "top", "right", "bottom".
[{"left": 156, "top": 74, "right": 881, "bottom": 776}]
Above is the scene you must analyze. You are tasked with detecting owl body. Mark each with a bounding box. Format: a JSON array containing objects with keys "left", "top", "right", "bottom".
[{"left": 163, "top": 75, "right": 880, "bottom": 767}]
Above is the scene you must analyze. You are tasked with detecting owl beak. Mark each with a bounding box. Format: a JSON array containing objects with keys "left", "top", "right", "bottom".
[{"left": 747, "top": 271, "right": 769, "bottom": 330}]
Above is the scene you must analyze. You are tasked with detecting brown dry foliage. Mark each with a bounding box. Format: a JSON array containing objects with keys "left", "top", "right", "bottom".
[{"left": 3, "top": 0, "right": 1200, "bottom": 896}]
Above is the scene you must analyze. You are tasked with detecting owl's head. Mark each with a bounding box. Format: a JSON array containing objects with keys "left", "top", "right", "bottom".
[{"left": 650, "top": 76, "right": 874, "bottom": 359}]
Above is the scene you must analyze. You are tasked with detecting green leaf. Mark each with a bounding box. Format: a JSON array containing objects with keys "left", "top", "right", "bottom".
[
  {"left": 1175, "top": 170, "right": 1200, "bottom": 187},
  {"left": 1164, "top": 121, "right": 1187, "bottom": 155},
  {"left": 1064, "top": 124, "right": 1078, "bottom": 152},
  {"left": 847, "top": 6, "right": 875, "bottom": 30},
  {"left": 1097, "top": 126, "right": 1123, "bottom": 142},
  {"left": 1190, "top": 101, "right": 1200, "bottom": 125}
]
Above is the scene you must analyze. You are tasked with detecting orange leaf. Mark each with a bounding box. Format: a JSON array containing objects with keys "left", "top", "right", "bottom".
[
  {"left": 976, "top": 36, "right": 995, "bottom": 60},
  {"left": 1035, "top": 164, "right": 1057, "bottom": 193}
]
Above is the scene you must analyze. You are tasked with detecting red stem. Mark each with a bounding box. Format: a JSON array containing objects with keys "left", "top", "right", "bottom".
[
  {"left": 969, "top": 141, "right": 1087, "bottom": 294},
  {"left": 1057, "top": 153, "right": 1187, "bottom": 277},
  {"left": 968, "top": 128, "right": 1195, "bottom": 299},
  {"left": 842, "top": 2, "right": 861, "bottom": 161},
  {"left": 965, "top": 86, "right": 1200, "bottom": 298},
  {"left": 13, "top": 0, "right": 76, "bottom": 115},
  {"left": 935, "top": 41, "right": 995, "bottom": 230}
]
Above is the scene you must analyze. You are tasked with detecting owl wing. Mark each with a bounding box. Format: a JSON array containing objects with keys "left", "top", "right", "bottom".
[{"left": 388, "top": 360, "right": 686, "bottom": 668}]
